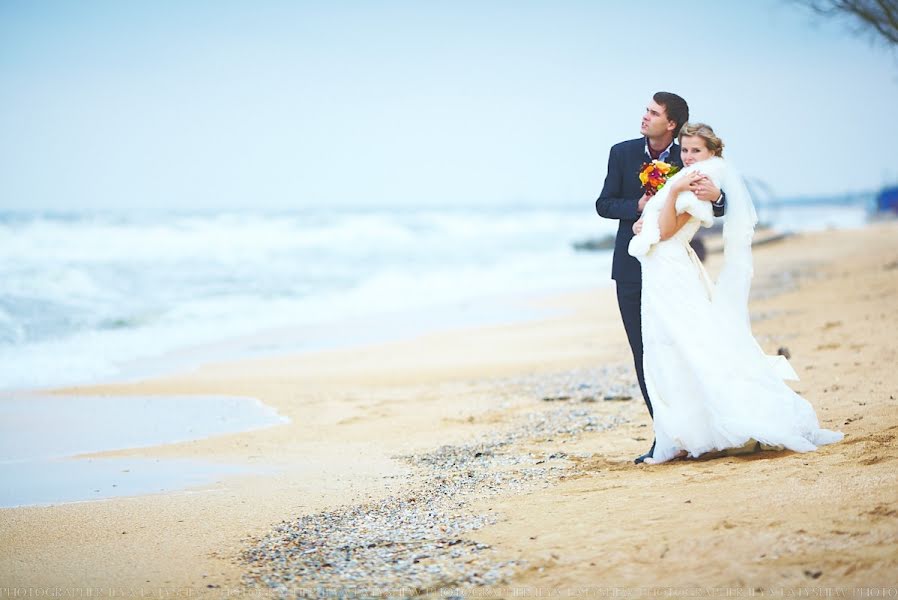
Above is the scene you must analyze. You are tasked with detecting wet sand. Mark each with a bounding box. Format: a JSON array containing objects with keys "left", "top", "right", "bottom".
[{"left": 2, "top": 221, "right": 896, "bottom": 596}]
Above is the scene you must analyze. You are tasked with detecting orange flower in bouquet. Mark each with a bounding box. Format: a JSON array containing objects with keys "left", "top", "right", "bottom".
[{"left": 638, "top": 160, "right": 681, "bottom": 196}]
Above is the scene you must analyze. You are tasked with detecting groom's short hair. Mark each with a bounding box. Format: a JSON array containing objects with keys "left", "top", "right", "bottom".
[{"left": 653, "top": 92, "right": 689, "bottom": 138}]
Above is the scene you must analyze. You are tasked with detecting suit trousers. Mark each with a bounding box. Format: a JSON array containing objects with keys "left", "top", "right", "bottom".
[{"left": 615, "top": 280, "right": 653, "bottom": 419}]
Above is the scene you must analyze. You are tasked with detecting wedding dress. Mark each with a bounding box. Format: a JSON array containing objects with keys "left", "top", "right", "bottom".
[{"left": 628, "top": 156, "right": 843, "bottom": 464}]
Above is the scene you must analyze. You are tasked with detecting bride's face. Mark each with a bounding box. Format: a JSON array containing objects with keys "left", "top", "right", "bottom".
[{"left": 680, "top": 135, "right": 714, "bottom": 166}]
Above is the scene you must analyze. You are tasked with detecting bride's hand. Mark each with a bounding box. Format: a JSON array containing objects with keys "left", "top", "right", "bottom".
[
  {"left": 690, "top": 174, "right": 722, "bottom": 202},
  {"left": 633, "top": 218, "right": 644, "bottom": 235},
  {"left": 671, "top": 171, "right": 702, "bottom": 195}
]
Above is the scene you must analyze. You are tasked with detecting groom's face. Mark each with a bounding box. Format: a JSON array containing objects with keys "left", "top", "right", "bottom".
[{"left": 640, "top": 100, "right": 676, "bottom": 138}]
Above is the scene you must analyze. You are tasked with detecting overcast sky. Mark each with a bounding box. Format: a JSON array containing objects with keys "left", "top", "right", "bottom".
[{"left": 2, "top": 0, "right": 897, "bottom": 212}]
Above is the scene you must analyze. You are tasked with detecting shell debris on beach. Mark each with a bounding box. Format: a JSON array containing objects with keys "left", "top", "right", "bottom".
[{"left": 240, "top": 368, "right": 635, "bottom": 597}]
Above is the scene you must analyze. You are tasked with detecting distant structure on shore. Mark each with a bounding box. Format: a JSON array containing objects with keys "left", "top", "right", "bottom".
[
  {"left": 876, "top": 186, "right": 898, "bottom": 213},
  {"left": 575, "top": 181, "right": 894, "bottom": 259},
  {"left": 757, "top": 184, "right": 898, "bottom": 216}
]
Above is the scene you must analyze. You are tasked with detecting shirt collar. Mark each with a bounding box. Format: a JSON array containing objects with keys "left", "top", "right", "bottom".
[{"left": 644, "top": 137, "right": 675, "bottom": 163}]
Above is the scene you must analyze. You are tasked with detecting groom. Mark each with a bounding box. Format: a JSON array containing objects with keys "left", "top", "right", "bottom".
[{"left": 595, "top": 91, "right": 725, "bottom": 464}]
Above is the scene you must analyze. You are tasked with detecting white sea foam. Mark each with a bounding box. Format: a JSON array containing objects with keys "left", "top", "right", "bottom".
[
  {"left": 0, "top": 201, "right": 871, "bottom": 391},
  {"left": 0, "top": 207, "right": 612, "bottom": 390}
]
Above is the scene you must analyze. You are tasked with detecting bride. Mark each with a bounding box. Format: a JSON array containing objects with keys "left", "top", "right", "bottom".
[{"left": 628, "top": 122, "right": 843, "bottom": 465}]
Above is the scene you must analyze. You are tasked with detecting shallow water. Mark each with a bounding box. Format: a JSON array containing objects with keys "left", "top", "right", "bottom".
[
  {"left": 0, "top": 394, "right": 288, "bottom": 508},
  {"left": 0, "top": 456, "right": 254, "bottom": 508}
]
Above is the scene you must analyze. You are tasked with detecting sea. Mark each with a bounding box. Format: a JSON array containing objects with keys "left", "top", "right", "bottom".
[{"left": 0, "top": 199, "right": 874, "bottom": 393}]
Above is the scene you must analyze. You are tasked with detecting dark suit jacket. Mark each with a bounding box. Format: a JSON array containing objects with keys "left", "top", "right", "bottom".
[{"left": 595, "top": 137, "right": 723, "bottom": 282}]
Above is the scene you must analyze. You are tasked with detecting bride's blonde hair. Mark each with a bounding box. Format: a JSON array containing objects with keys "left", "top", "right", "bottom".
[{"left": 678, "top": 122, "right": 725, "bottom": 157}]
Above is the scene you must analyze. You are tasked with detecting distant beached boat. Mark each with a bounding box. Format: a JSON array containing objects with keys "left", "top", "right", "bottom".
[{"left": 876, "top": 185, "right": 898, "bottom": 213}]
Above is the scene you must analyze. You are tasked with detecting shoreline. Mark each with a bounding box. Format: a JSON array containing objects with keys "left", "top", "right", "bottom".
[
  {"left": 2, "top": 222, "right": 897, "bottom": 594},
  {"left": 0, "top": 206, "right": 613, "bottom": 395},
  {"left": 1, "top": 282, "right": 603, "bottom": 397}
]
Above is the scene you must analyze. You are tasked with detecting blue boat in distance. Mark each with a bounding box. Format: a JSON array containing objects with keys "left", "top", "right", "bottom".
[{"left": 877, "top": 186, "right": 898, "bottom": 213}]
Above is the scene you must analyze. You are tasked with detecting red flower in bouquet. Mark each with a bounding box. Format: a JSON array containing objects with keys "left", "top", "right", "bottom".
[{"left": 638, "top": 160, "right": 681, "bottom": 196}]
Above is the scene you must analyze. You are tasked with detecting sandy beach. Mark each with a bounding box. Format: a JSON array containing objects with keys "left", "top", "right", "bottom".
[{"left": 2, "top": 221, "right": 897, "bottom": 597}]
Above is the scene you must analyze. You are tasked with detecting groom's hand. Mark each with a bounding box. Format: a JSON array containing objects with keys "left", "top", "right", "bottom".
[
  {"left": 690, "top": 175, "right": 721, "bottom": 203},
  {"left": 637, "top": 193, "right": 650, "bottom": 213}
]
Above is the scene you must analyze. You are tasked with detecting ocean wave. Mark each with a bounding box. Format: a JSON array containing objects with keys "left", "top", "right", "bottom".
[{"left": 0, "top": 207, "right": 608, "bottom": 390}]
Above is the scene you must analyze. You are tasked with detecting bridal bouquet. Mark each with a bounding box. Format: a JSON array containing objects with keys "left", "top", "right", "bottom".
[{"left": 639, "top": 160, "right": 680, "bottom": 196}]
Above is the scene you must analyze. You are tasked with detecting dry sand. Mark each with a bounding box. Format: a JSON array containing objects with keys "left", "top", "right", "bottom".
[{"left": 2, "top": 221, "right": 897, "bottom": 597}]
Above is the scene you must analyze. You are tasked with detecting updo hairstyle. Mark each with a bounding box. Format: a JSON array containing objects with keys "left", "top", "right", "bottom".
[{"left": 678, "top": 122, "right": 725, "bottom": 157}]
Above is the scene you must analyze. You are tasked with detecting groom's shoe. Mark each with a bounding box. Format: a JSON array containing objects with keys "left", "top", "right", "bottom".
[{"left": 634, "top": 440, "right": 656, "bottom": 464}]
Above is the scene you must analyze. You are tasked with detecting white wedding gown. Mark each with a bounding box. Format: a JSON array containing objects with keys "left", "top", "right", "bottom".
[{"left": 629, "top": 159, "right": 843, "bottom": 464}]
